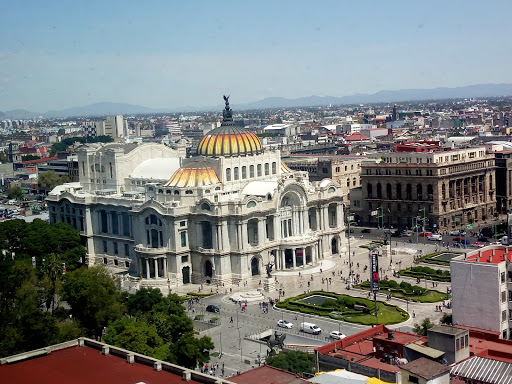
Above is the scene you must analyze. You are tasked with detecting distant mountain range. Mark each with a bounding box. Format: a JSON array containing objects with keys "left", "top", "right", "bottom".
[{"left": 2, "top": 83, "right": 512, "bottom": 120}]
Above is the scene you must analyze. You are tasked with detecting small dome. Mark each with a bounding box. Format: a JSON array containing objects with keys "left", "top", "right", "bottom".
[
  {"left": 197, "top": 96, "right": 263, "bottom": 157},
  {"left": 164, "top": 161, "right": 220, "bottom": 188}
]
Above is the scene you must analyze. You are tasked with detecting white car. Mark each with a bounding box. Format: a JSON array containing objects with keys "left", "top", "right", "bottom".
[
  {"left": 329, "top": 331, "right": 346, "bottom": 340},
  {"left": 428, "top": 234, "right": 442, "bottom": 241},
  {"left": 277, "top": 320, "right": 293, "bottom": 329}
]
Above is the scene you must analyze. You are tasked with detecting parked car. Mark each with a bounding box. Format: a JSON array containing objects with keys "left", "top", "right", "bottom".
[
  {"left": 418, "top": 232, "right": 431, "bottom": 237},
  {"left": 470, "top": 242, "right": 485, "bottom": 248},
  {"left": 361, "top": 228, "right": 371, "bottom": 233},
  {"left": 206, "top": 305, "right": 220, "bottom": 313},
  {"left": 428, "top": 234, "right": 442, "bottom": 241},
  {"left": 329, "top": 331, "right": 346, "bottom": 340},
  {"left": 450, "top": 229, "right": 466, "bottom": 236},
  {"left": 277, "top": 320, "right": 293, "bottom": 329}
]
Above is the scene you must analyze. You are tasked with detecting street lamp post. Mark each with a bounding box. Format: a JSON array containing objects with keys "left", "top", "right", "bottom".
[
  {"left": 377, "top": 206, "right": 384, "bottom": 229},
  {"left": 347, "top": 211, "right": 354, "bottom": 288}
]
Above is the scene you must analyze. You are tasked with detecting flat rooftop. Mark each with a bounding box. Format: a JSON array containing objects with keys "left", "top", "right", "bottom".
[{"left": 456, "top": 246, "right": 512, "bottom": 264}]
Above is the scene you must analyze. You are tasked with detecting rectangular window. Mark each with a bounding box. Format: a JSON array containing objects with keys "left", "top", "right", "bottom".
[
  {"left": 103, "top": 240, "right": 108, "bottom": 253},
  {"left": 181, "top": 255, "right": 188, "bottom": 263},
  {"left": 242, "top": 166, "right": 247, "bottom": 179},
  {"left": 408, "top": 376, "right": 419, "bottom": 384},
  {"left": 113, "top": 242, "right": 118, "bottom": 255},
  {"left": 180, "top": 221, "right": 186, "bottom": 227},
  {"left": 124, "top": 243, "right": 129, "bottom": 256},
  {"left": 502, "top": 272, "right": 506, "bottom": 284},
  {"left": 264, "top": 163, "right": 269, "bottom": 176},
  {"left": 250, "top": 165, "right": 254, "bottom": 178},
  {"left": 456, "top": 338, "right": 460, "bottom": 351},
  {"left": 257, "top": 164, "right": 262, "bottom": 176},
  {"left": 234, "top": 167, "right": 239, "bottom": 180},
  {"left": 272, "top": 162, "right": 277, "bottom": 174},
  {"left": 100, "top": 210, "right": 108, "bottom": 233},
  {"left": 181, "top": 231, "right": 187, "bottom": 247},
  {"left": 503, "top": 310, "right": 507, "bottom": 322},
  {"left": 503, "top": 291, "right": 507, "bottom": 303},
  {"left": 122, "top": 213, "right": 130, "bottom": 236},
  {"left": 111, "top": 212, "right": 119, "bottom": 235},
  {"left": 465, "top": 335, "right": 468, "bottom": 348}
]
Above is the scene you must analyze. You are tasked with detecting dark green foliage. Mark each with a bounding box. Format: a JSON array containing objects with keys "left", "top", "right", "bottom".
[
  {"left": 266, "top": 350, "right": 315, "bottom": 375},
  {"left": 440, "top": 313, "right": 453, "bottom": 325},
  {"left": 123, "top": 287, "right": 164, "bottom": 316},
  {"left": 413, "top": 318, "right": 434, "bottom": 336}
]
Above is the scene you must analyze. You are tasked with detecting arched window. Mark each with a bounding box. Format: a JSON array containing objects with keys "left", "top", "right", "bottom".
[
  {"left": 386, "top": 183, "right": 392, "bottom": 199},
  {"left": 242, "top": 166, "right": 247, "bottom": 179},
  {"left": 226, "top": 168, "right": 231, "bottom": 181},
  {"left": 347, "top": 178, "right": 350, "bottom": 187},
  {"left": 201, "top": 203, "right": 211, "bottom": 211},
  {"left": 406, "top": 184, "right": 412, "bottom": 200},
  {"left": 417, "top": 184, "right": 423, "bottom": 200},
  {"left": 353, "top": 177, "right": 356, "bottom": 186},
  {"left": 247, "top": 201, "right": 256, "bottom": 208},
  {"left": 234, "top": 167, "right": 239, "bottom": 180},
  {"left": 367, "top": 183, "right": 373, "bottom": 198},
  {"left": 249, "top": 165, "right": 254, "bottom": 178},
  {"left": 272, "top": 162, "right": 277, "bottom": 174},
  {"left": 396, "top": 184, "right": 402, "bottom": 200},
  {"left": 257, "top": 164, "right": 262, "bottom": 177},
  {"left": 377, "top": 183, "right": 382, "bottom": 199},
  {"left": 442, "top": 183, "right": 446, "bottom": 199},
  {"left": 427, "top": 184, "right": 434, "bottom": 201},
  {"left": 264, "top": 163, "right": 269, "bottom": 176}
]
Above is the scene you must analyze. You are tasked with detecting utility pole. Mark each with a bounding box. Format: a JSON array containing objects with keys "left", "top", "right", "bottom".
[
  {"left": 347, "top": 211, "right": 354, "bottom": 288},
  {"left": 377, "top": 206, "right": 384, "bottom": 229}
]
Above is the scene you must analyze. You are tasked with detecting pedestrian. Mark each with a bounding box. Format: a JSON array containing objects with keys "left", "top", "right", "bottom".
[
  {"left": 230, "top": 317, "right": 233, "bottom": 323},
  {"left": 412, "top": 311, "right": 416, "bottom": 318}
]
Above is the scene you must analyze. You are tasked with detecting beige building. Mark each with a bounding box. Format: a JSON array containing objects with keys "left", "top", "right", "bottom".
[
  {"left": 283, "top": 156, "right": 362, "bottom": 205},
  {"left": 361, "top": 143, "right": 496, "bottom": 230}
]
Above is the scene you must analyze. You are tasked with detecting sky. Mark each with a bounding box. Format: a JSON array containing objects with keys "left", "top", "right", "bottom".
[{"left": 1, "top": 0, "right": 512, "bottom": 112}]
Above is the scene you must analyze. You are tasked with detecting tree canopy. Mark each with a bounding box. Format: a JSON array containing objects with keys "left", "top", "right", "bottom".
[
  {"left": 266, "top": 350, "right": 316, "bottom": 375},
  {"left": 6, "top": 183, "right": 23, "bottom": 199},
  {"left": 38, "top": 170, "right": 70, "bottom": 191},
  {"left": 413, "top": 317, "right": 434, "bottom": 336}
]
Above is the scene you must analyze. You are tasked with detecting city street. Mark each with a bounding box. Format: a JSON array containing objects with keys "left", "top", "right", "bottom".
[{"left": 163, "top": 225, "right": 474, "bottom": 377}]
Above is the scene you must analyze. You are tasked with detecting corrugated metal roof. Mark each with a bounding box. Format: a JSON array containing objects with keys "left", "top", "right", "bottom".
[
  {"left": 405, "top": 342, "right": 445, "bottom": 359},
  {"left": 451, "top": 356, "right": 512, "bottom": 384}
]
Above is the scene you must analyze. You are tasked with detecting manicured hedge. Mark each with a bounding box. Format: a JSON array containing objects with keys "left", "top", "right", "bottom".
[
  {"left": 399, "top": 266, "right": 451, "bottom": 282},
  {"left": 357, "top": 279, "right": 450, "bottom": 302},
  {"left": 275, "top": 291, "right": 409, "bottom": 325}
]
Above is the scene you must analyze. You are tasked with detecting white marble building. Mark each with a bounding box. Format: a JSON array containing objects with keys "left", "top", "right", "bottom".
[{"left": 46, "top": 98, "right": 345, "bottom": 288}]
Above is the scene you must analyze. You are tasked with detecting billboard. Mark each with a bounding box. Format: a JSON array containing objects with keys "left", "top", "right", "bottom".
[{"left": 370, "top": 252, "right": 379, "bottom": 293}]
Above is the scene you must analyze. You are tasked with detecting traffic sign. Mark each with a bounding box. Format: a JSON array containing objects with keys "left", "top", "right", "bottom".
[{"left": 466, "top": 224, "right": 473, "bottom": 230}]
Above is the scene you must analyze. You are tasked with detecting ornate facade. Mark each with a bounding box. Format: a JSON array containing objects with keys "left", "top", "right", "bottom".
[
  {"left": 361, "top": 143, "right": 496, "bottom": 230},
  {"left": 46, "top": 98, "right": 345, "bottom": 288}
]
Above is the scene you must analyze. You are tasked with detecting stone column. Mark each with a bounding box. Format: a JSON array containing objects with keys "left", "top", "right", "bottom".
[
  {"left": 292, "top": 248, "right": 296, "bottom": 269},
  {"left": 222, "top": 221, "right": 230, "bottom": 251},
  {"left": 323, "top": 206, "right": 329, "bottom": 229},
  {"left": 212, "top": 223, "right": 219, "bottom": 250},
  {"left": 163, "top": 257, "right": 168, "bottom": 278},
  {"left": 258, "top": 218, "right": 266, "bottom": 245},
  {"left": 138, "top": 258, "right": 143, "bottom": 278},
  {"left": 273, "top": 215, "right": 279, "bottom": 241},
  {"left": 281, "top": 249, "right": 286, "bottom": 270},
  {"left": 145, "top": 258, "right": 150, "bottom": 279},
  {"left": 154, "top": 258, "right": 159, "bottom": 279},
  {"left": 237, "top": 222, "right": 242, "bottom": 250},
  {"left": 315, "top": 208, "right": 320, "bottom": 231},
  {"left": 241, "top": 221, "right": 248, "bottom": 249},
  {"left": 302, "top": 209, "right": 308, "bottom": 233}
]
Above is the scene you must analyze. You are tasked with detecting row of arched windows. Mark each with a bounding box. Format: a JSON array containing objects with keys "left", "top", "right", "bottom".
[
  {"left": 367, "top": 183, "right": 434, "bottom": 201},
  {"left": 226, "top": 162, "right": 277, "bottom": 181}
]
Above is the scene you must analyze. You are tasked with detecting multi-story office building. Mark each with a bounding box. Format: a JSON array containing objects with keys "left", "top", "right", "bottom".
[
  {"left": 451, "top": 246, "right": 512, "bottom": 339},
  {"left": 361, "top": 141, "right": 496, "bottom": 230},
  {"left": 46, "top": 99, "right": 345, "bottom": 288}
]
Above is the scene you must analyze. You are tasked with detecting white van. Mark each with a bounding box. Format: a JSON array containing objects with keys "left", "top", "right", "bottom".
[
  {"left": 300, "top": 322, "right": 321, "bottom": 335},
  {"left": 501, "top": 236, "right": 508, "bottom": 245}
]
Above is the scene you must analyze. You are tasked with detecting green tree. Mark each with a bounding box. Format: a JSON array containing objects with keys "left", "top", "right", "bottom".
[
  {"left": 104, "top": 317, "right": 167, "bottom": 358},
  {"left": 41, "top": 253, "right": 63, "bottom": 313},
  {"left": 38, "top": 170, "right": 69, "bottom": 192},
  {"left": 49, "top": 142, "right": 68, "bottom": 156},
  {"left": 413, "top": 317, "right": 434, "bottom": 336},
  {"left": 21, "top": 154, "right": 40, "bottom": 161},
  {"left": 440, "top": 313, "right": 452, "bottom": 325},
  {"left": 61, "top": 266, "right": 124, "bottom": 338},
  {"left": 266, "top": 350, "right": 316, "bottom": 375},
  {"left": 6, "top": 183, "right": 23, "bottom": 199},
  {"left": 167, "top": 332, "right": 214, "bottom": 369},
  {"left": 124, "top": 287, "right": 164, "bottom": 317}
]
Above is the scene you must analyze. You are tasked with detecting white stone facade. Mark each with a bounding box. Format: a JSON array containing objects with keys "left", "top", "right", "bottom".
[{"left": 47, "top": 141, "right": 345, "bottom": 288}]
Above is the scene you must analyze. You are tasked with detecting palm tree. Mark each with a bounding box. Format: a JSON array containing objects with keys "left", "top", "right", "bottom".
[{"left": 42, "top": 253, "right": 62, "bottom": 314}]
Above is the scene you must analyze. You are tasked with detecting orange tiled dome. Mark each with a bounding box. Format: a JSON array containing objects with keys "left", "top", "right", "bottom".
[
  {"left": 197, "top": 95, "right": 263, "bottom": 157},
  {"left": 197, "top": 125, "right": 262, "bottom": 157},
  {"left": 164, "top": 161, "right": 220, "bottom": 188}
]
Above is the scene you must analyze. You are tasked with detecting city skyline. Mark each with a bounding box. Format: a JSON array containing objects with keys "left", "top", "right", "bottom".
[{"left": 1, "top": 0, "right": 512, "bottom": 112}]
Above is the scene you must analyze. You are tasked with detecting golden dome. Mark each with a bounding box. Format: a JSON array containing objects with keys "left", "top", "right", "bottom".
[
  {"left": 197, "top": 96, "right": 263, "bottom": 157},
  {"left": 164, "top": 161, "right": 220, "bottom": 188},
  {"left": 197, "top": 125, "right": 263, "bottom": 157}
]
